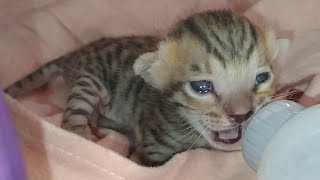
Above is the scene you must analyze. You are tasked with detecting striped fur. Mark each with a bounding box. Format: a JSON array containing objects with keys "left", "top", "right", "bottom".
[{"left": 5, "top": 10, "right": 286, "bottom": 166}]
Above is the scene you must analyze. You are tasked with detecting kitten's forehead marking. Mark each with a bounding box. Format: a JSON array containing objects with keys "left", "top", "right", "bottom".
[
  {"left": 172, "top": 10, "right": 259, "bottom": 68},
  {"left": 190, "top": 64, "right": 201, "bottom": 72},
  {"left": 206, "top": 49, "right": 260, "bottom": 96}
]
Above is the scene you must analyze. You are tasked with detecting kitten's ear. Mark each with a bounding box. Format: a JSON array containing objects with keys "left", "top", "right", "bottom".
[
  {"left": 133, "top": 51, "right": 161, "bottom": 89},
  {"left": 266, "top": 29, "right": 290, "bottom": 60},
  {"left": 134, "top": 41, "right": 185, "bottom": 90},
  {"left": 274, "top": 38, "right": 290, "bottom": 59},
  {"left": 133, "top": 52, "right": 157, "bottom": 77}
]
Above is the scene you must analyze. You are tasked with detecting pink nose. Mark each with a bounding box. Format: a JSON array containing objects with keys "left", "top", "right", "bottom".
[{"left": 229, "top": 110, "right": 253, "bottom": 123}]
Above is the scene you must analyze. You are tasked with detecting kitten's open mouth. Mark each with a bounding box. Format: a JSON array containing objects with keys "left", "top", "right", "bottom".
[
  {"left": 213, "top": 126, "right": 242, "bottom": 144},
  {"left": 211, "top": 119, "right": 251, "bottom": 147},
  {"left": 204, "top": 120, "right": 250, "bottom": 151}
]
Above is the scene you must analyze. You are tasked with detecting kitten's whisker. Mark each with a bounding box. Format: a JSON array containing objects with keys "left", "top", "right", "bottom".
[
  {"left": 181, "top": 130, "right": 198, "bottom": 143},
  {"left": 272, "top": 93, "right": 297, "bottom": 99},
  {"left": 175, "top": 125, "right": 197, "bottom": 133},
  {"left": 271, "top": 96, "right": 289, "bottom": 100},
  {"left": 271, "top": 89, "right": 300, "bottom": 98},
  {"left": 176, "top": 120, "right": 193, "bottom": 128},
  {"left": 174, "top": 130, "right": 197, "bottom": 142},
  {"left": 271, "top": 94, "right": 299, "bottom": 101},
  {"left": 188, "top": 134, "right": 202, "bottom": 150}
]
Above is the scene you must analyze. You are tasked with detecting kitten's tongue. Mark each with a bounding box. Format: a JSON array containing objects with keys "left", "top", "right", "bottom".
[{"left": 218, "top": 126, "right": 240, "bottom": 139}]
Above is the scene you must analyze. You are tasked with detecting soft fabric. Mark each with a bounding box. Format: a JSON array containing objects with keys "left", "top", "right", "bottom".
[
  {"left": 0, "top": 90, "right": 27, "bottom": 180},
  {"left": 0, "top": 0, "right": 319, "bottom": 179}
]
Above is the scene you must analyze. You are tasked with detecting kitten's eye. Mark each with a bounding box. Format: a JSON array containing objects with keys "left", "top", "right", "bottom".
[
  {"left": 256, "top": 72, "right": 270, "bottom": 85},
  {"left": 190, "top": 80, "right": 214, "bottom": 94}
]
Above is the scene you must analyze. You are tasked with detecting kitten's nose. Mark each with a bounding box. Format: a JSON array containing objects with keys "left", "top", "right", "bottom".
[
  {"left": 229, "top": 110, "right": 253, "bottom": 124},
  {"left": 224, "top": 92, "right": 253, "bottom": 123}
]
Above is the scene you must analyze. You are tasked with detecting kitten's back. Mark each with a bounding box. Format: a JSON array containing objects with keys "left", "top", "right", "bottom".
[{"left": 4, "top": 36, "right": 160, "bottom": 97}]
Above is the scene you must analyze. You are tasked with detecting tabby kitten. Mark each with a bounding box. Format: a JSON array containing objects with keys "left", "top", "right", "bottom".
[{"left": 5, "top": 10, "right": 288, "bottom": 166}]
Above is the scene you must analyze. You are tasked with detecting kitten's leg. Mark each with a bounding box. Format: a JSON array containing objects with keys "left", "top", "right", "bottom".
[
  {"left": 61, "top": 74, "right": 109, "bottom": 139},
  {"left": 94, "top": 114, "right": 131, "bottom": 138},
  {"left": 93, "top": 114, "right": 137, "bottom": 155}
]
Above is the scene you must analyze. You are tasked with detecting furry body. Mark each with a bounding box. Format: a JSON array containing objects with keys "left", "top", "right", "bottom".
[{"left": 5, "top": 10, "right": 285, "bottom": 166}]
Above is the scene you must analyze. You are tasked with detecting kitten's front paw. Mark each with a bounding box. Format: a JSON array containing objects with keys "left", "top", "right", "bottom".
[
  {"left": 61, "top": 123, "right": 93, "bottom": 140},
  {"left": 140, "top": 157, "right": 167, "bottom": 167}
]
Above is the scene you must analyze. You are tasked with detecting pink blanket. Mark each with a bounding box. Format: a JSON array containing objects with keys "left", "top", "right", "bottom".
[{"left": 1, "top": 0, "right": 320, "bottom": 179}]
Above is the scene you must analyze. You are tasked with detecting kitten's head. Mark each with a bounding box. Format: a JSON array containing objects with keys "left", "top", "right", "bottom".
[{"left": 134, "top": 10, "right": 289, "bottom": 150}]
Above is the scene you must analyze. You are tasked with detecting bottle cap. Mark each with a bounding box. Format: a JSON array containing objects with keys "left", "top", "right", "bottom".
[{"left": 242, "top": 100, "right": 304, "bottom": 171}]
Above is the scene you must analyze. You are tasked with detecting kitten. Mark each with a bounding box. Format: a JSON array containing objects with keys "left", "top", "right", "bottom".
[{"left": 5, "top": 10, "right": 288, "bottom": 166}]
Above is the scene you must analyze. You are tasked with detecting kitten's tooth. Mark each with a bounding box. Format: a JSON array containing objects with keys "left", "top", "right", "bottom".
[{"left": 218, "top": 127, "right": 239, "bottom": 139}]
